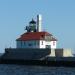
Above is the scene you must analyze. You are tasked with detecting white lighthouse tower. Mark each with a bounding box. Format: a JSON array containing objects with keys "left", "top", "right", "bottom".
[{"left": 37, "top": 14, "right": 42, "bottom": 32}]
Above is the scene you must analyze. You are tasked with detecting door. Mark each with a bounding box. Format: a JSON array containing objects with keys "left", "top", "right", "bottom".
[{"left": 46, "top": 45, "right": 51, "bottom": 49}]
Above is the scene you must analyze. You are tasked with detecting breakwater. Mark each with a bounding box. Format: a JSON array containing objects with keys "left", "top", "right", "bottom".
[{"left": 0, "top": 57, "right": 75, "bottom": 67}]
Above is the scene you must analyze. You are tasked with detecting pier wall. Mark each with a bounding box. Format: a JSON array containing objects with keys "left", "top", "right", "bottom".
[{"left": 2, "top": 48, "right": 51, "bottom": 60}]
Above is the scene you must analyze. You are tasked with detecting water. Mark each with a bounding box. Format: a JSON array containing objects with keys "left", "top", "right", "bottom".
[{"left": 0, "top": 64, "right": 75, "bottom": 75}]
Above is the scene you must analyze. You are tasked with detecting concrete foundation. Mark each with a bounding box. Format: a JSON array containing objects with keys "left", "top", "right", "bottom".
[
  {"left": 2, "top": 48, "right": 73, "bottom": 61},
  {"left": 49, "top": 48, "right": 73, "bottom": 57}
]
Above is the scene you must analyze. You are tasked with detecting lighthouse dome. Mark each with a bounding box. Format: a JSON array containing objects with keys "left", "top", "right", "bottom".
[{"left": 29, "top": 19, "right": 36, "bottom": 24}]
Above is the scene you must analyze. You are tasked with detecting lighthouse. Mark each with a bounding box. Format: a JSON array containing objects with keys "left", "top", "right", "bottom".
[
  {"left": 3, "top": 14, "right": 73, "bottom": 62},
  {"left": 16, "top": 14, "right": 57, "bottom": 49}
]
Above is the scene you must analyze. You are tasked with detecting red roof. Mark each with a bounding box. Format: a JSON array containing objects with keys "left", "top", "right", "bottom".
[{"left": 16, "top": 32, "right": 57, "bottom": 41}]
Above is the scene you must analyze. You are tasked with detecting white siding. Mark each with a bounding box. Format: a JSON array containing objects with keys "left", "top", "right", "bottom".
[
  {"left": 39, "top": 40, "right": 45, "bottom": 48},
  {"left": 17, "top": 40, "right": 57, "bottom": 49},
  {"left": 39, "top": 40, "right": 57, "bottom": 49},
  {"left": 45, "top": 41, "right": 51, "bottom": 48},
  {"left": 50, "top": 41, "right": 57, "bottom": 49}
]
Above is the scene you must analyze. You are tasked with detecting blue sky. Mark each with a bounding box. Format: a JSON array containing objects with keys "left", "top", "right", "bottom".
[{"left": 0, "top": 0, "right": 75, "bottom": 53}]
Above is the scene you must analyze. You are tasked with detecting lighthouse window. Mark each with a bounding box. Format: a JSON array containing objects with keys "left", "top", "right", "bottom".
[
  {"left": 53, "top": 41, "right": 55, "bottom": 46},
  {"left": 42, "top": 41, "right": 43, "bottom": 45},
  {"left": 34, "top": 41, "right": 37, "bottom": 45},
  {"left": 20, "top": 41, "right": 22, "bottom": 47},
  {"left": 29, "top": 43, "right": 32, "bottom": 46}
]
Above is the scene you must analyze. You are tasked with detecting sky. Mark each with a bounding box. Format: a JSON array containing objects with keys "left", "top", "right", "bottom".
[{"left": 0, "top": 0, "right": 75, "bottom": 53}]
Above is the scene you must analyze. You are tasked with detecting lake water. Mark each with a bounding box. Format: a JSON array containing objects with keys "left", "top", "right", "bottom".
[{"left": 0, "top": 64, "right": 75, "bottom": 75}]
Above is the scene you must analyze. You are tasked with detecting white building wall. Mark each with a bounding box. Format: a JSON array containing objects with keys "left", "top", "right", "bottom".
[
  {"left": 45, "top": 41, "right": 51, "bottom": 48},
  {"left": 17, "top": 40, "right": 57, "bottom": 49},
  {"left": 39, "top": 40, "right": 45, "bottom": 48},
  {"left": 50, "top": 41, "right": 57, "bottom": 49},
  {"left": 39, "top": 40, "right": 57, "bottom": 49}
]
